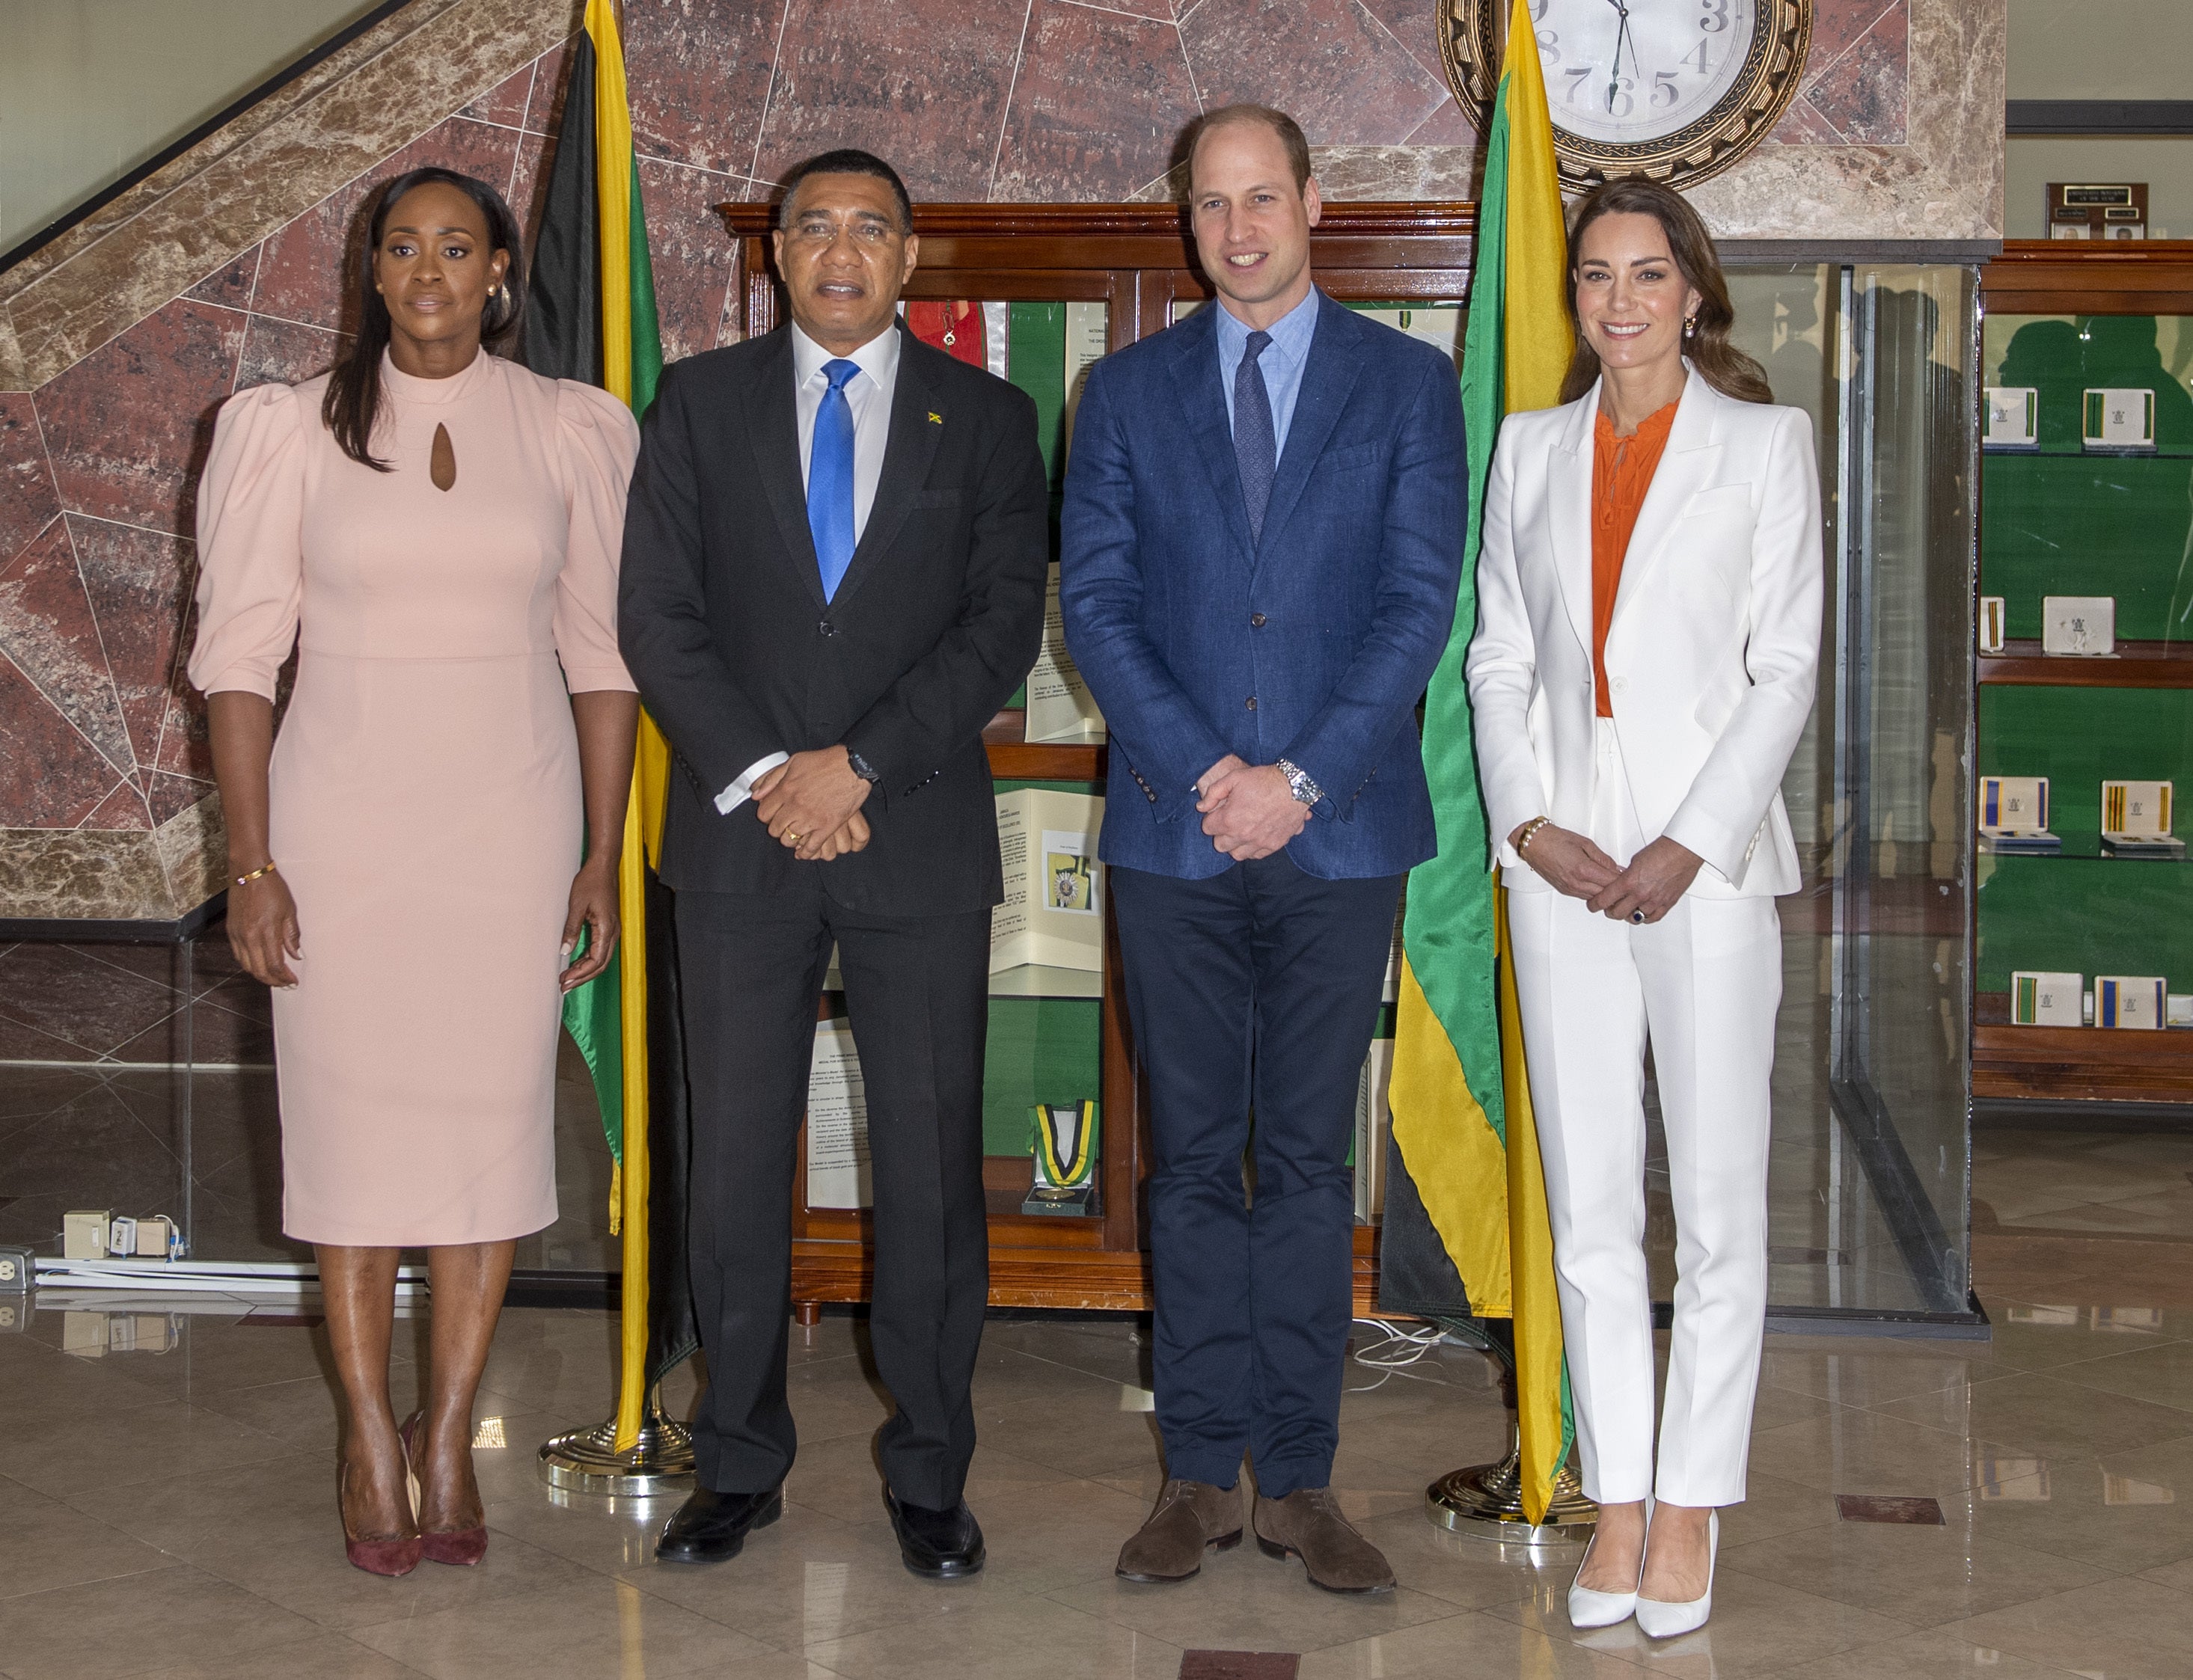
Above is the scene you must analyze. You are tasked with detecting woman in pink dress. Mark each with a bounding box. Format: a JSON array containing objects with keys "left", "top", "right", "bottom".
[{"left": 190, "top": 168, "right": 639, "bottom": 1576}]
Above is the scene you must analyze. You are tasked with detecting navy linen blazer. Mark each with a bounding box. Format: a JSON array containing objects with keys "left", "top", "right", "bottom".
[{"left": 1059, "top": 292, "right": 1466, "bottom": 881}]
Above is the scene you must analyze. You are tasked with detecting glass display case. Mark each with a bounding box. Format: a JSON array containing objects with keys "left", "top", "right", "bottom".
[{"left": 1975, "top": 244, "right": 2193, "bottom": 1105}]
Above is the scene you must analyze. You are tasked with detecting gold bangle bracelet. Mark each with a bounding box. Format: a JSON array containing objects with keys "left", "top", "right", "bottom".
[{"left": 233, "top": 861, "right": 278, "bottom": 887}]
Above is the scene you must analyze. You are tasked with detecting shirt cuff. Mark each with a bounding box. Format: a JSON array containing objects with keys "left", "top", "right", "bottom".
[{"left": 716, "top": 751, "right": 790, "bottom": 815}]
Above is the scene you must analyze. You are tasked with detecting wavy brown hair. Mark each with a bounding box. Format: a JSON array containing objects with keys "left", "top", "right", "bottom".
[{"left": 1557, "top": 177, "right": 1771, "bottom": 407}]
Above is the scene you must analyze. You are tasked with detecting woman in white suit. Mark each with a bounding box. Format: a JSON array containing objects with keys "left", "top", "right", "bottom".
[{"left": 1467, "top": 178, "right": 1821, "bottom": 1637}]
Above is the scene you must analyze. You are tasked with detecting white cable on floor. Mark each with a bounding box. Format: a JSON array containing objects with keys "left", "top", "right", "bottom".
[{"left": 1345, "top": 1316, "right": 1461, "bottom": 1391}]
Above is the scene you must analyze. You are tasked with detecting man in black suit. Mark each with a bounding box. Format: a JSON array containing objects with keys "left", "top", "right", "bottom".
[{"left": 617, "top": 149, "right": 1048, "bottom": 1577}]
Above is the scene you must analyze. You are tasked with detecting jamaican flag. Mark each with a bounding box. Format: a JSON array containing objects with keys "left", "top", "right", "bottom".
[
  {"left": 1381, "top": 0, "right": 1576, "bottom": 1525},
  {"left": 525, "top": 0, "right": 694, "bottom": 1453}
]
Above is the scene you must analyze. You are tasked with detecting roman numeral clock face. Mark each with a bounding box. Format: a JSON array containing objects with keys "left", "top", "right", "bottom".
[{"left": 1440, "top": 0, "right": 1813, "bottom": 191}]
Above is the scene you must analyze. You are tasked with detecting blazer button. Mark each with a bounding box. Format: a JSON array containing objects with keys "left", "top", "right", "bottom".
[
  {"left": 1246, "top": 695, "right": 1258, "bottom": 711},
  {"left": 1251, "top": 613, "right": 1267, "bottom": 628},
  {"left": 819, "top": 619, "right": 835, "bottom": 637}
]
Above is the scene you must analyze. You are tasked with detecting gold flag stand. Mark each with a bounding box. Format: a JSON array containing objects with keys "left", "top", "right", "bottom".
[
  {"left": 1426, "top": 1413, "right": 1596, "bottom": 1545},
  {"left": 538, "top": 1383, "right": 695, "bottom": 1497}
]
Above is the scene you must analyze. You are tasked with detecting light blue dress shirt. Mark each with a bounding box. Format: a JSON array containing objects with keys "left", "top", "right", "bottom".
[{"left": 1214, "top": 285, "right": 1321, "bottom": 456}]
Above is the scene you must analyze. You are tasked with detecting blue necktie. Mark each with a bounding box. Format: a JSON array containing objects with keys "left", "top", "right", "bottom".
[
  {"left": 1234, "top": 329, "right": 1276, "bottom": 543},
  {"left": 807, "top": 358, "right": 860, "bottom": 600}
]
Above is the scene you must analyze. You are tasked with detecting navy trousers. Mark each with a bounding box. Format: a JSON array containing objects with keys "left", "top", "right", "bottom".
[{"left": 1112, "top": 853, "right": 1403, "bottom": 1497}]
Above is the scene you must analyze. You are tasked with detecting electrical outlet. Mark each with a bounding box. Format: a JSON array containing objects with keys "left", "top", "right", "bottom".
[{"left": 0, "top": 1245, "right": 33, "bottom": 1291}]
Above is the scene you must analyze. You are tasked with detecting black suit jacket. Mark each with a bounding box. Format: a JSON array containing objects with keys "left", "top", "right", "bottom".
[{"left": 618, "top": 324, "right": 1050, "bottom": 916}]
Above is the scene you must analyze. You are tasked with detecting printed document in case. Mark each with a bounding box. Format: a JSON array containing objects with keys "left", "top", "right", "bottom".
[
  {"left": 1025, "top": 565, "right": 1106, "bottom": 743},
  {"left": 992, "top": 788, "right": 1104, "bottom": 973},
  {"left": 805, "top": 1019, "right": 871, "bottom": 1208}
]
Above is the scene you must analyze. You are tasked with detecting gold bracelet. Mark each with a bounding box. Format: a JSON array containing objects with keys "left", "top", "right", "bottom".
[
  {"left": 1515, "top": 817, "right": 1550, "bottom": 856},
  {"left": 232, "top": 861, "right": 278, "bottom": 887}
]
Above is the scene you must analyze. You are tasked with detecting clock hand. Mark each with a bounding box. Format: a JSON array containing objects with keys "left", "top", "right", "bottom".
[{"left": 1603, "top": 0, "right": 1634, "bottom": 109}]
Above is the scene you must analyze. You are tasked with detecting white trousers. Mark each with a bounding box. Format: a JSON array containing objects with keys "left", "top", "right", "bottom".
[{"left": 1505, "top": 721, "right": 1780, "bottom": 1508}]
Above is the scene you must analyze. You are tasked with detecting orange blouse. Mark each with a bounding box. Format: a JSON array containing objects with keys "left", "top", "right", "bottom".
[{"left": 1591, "top": 400, "right": 1678, "bottom": 717}]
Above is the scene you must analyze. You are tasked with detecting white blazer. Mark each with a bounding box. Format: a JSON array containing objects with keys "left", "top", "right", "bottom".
[{"left": 1467, "top": 364, "right": 1823, "bottom": 898}]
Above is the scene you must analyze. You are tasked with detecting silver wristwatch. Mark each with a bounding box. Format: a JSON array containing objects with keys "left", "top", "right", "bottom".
[{"left": 1276, "top": 758, "right": 1323, "bottom": 806}]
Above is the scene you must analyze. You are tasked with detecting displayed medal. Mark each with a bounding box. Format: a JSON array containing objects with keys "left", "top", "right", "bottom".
[{"left": 1024, "top": 1100, "right": 1099, "bottom": 1215}]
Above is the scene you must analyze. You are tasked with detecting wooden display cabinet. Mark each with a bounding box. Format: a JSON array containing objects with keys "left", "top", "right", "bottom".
[
  {"left": 713, "top": 202, "right": 1476, "bottom": 1313},
  {"left": 1974, "top": 240, "right": 2193, "bottom": 1103}
]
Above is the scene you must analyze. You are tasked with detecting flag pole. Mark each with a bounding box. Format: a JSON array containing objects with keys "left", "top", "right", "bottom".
[{"left": 536, "top": 0, "right": 695, "bottom": 1497}]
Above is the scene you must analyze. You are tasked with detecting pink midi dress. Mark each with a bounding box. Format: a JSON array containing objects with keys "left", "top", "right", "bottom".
[{"left": 189, "top": 351, "right": 638, "bottom": 1245}]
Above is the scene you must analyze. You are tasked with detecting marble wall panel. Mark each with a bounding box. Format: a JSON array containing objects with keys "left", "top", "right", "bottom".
[
  {"left": 234, "top": 317, "right": 350, "bottom": 393},
  {"left": 1405, "top": 99, "right": 1479, "bottom": 147},
  {"left": 34, "top": 302, "right": 244, "bottom": 539},
  {"left": 0, "top": 395, "right": 62, "bottom": 569},
  {"left": 1806, "top": 1, "right": 1911, "bottom": 147},
  {"left": 183, "top": 250, "right": 263, "bottom": 312},
  {"left": 0, "top": 824, "right": 174, "bottom": 920},
  {"left": 252, "top": 116, "right": 524, "bottom": 337},
  {"left": 1182, "top": 0, "right": 1452, "bottom": 147},
  {"left": 992, "top": 2, "right": 1205, "bottom": 202},
  {"left": 465, "top": 61, "right": 538, "bottom": 127},
  {"left": 70, "top": 517, "right": 195, "bottom": 779},
  {"left": 153, "top": 792, "right": 224, "bottom": 913},
  {"left": 0, "top": 519, "right": 132, "bottom": 779},
  {"left": 81, "top": 780, "right": 152, "bottom": 832},
  {"left": 1809, "top": 0, "right": 1901, "bottom": 68},
  {"left": 147, "top": 772, "right": 215, "bottom": 828},
  {"left": 0, "top": 651, "right": 120, "bottom": 831},
  {"left": 752, "top": 0, "right": 1031, "bottom": 198},
  {"left": 624, "top": 1, "right": 785, "bottom": 180},
  {"left": 0, "top": 945, "right": 186, "bottom": 1060},
  {"left": 635, "top": 156, "right": 745, "bottom": 366},
  {"left": 522, "top": 33, "right": 580, "bottom": 141}
]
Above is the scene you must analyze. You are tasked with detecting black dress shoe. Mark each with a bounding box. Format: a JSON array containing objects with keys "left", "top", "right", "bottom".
[
  {"left": 884, "top": 1487, "right": 985, "bottom": 1578},
  {"left": 655, "top": 1486, "right": 783, "bottom": 1565}
]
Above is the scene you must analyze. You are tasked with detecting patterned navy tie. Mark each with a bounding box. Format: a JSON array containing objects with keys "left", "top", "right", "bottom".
[{"left": 1234, "top": 329, "right": 1276, "bottom": 543}]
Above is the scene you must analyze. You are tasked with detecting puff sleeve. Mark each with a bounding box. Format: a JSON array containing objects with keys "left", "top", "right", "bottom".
[
  {"left": 189, "top": 383, "right": 307, "bottom": 700},
  {"left": 552, "top": 378, "right": 641, "bottom": 694}
]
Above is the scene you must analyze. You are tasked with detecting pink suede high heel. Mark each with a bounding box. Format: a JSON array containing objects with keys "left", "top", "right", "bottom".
[
  {"left": 400, "top": 1411, "right": 489, "bottom": 1567},
  {"left": 338, "top": 1457, "right": 420, "bottom": 1577}
]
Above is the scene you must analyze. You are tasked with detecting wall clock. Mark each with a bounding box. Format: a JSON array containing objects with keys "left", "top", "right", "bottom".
[{"left": 1439, "top": 0, "right": 1814, "bottom": 193}]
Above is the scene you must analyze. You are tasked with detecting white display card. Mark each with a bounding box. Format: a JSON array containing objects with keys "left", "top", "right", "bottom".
[
  {"left": 2043, "top": 595, "right": 2115, "bottom": 656},
  {"left": 1354, "top": 1037, "right": 1394, "bottom": 1224},
  {"left": 2011, "top": 971, "right": 2084, "bottom": 1028},
  {"left": 1060, "top": 301, "right": 1108, "bottom": 459},
  {"left": 1978, "top": 776, "right": 2050, "bottom": 835},
  {"left": 805, "top": 1019, "right": 872, "bottom": 1209},
  {"left": 2083, "top": 387, "right": 2157, "bottom": 451},
  {"left": 1979, "top": 596, "right": 2006, "bottom": 654},
  {"left": 991, "top": 788, "right": 1104, "bottom": 973},
  {"left": 1024, "top": 566, "right": 1105, "bottom": 743},
  {"left": 2102, "top": 779, "right": 2173, "bottom": 839},
  {"left": 1984, "top": 387, "right": 2039, "bottom": 450},
  {"left": 2099, "top": 975, "right": 2166, "bottom": 1030}
]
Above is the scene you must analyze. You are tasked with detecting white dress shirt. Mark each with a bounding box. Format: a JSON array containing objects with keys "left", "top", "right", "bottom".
[{"left": 717, "top": 321, "right": 903, "bottom": 815}]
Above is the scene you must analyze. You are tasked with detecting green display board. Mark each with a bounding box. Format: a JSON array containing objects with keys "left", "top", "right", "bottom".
[
  {"left": 1976, "top": 686, "right": 2193, "bottom": 992},
  {"left": 1981, "top": 314, "right": 2193, "bottom": 641}
]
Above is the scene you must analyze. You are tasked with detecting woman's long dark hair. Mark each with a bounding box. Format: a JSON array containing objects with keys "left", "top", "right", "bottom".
[
  {"left": 1557, "top": 177, "right": 1772, "bottom": 407},
  {"left": 322, "top": 167, "right": 526, "bottom": 469}
]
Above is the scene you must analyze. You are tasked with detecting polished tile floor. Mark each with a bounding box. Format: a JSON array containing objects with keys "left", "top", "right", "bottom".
[{"left": 5, "top": 1115, "right": 2193, "bottom": 1680}]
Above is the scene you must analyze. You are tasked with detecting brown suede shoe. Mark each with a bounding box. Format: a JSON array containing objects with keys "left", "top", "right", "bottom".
[
  {"left": 1253, "top": 1489, "right": 1395, "bottom": 1594},
  {"left": 1116, "top": 1479, "right": 1244, "bottom": 1582}
]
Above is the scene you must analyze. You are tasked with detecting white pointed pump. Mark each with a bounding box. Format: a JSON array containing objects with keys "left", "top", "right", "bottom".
[
  {"left": 1634, "top": 1509, "right": 1719, "bottom": 1640},
  {"left": 1565, "top": 1496, "right": 1649, "bottom": 1629}
]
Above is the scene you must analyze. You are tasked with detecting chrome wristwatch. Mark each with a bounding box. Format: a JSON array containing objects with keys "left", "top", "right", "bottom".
[{"left": 1276, "top": 758, "right": 1323, "bottom": 807}]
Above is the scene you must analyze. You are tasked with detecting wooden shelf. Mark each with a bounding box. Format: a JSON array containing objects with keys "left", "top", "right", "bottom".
[
  {"left": 1973, "top": 992, "right": 2193, "bottom": 1103},
  {"left": 1980, "top": 239, "right": 2193, "bottom": 316},
  {"left": 1978, "top": 640, "right": 2193, "bottom": 688}
]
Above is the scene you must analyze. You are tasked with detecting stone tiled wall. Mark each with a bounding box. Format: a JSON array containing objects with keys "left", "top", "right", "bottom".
[{"left": 0, "top": 0, "right": 1995, "bottom": 931}]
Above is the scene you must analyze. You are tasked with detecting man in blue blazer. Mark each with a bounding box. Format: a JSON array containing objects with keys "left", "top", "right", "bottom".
[{"left": 1061, "top": 105, "right": 1464, "bottom": 1594}]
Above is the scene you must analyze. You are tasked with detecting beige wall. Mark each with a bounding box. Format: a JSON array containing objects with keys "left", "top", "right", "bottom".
[
  {"left": 2007, "top": 0, "right": 2193, "bottom": 239},
  {"left": 0, "top": 0, "right": 380, "bottom": 251}
]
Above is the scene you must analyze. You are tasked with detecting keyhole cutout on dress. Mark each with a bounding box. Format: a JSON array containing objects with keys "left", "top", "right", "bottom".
[{"left": 430, "top": 423, "right": 456, "bottom": 492}]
